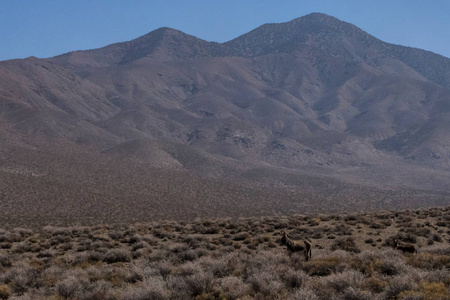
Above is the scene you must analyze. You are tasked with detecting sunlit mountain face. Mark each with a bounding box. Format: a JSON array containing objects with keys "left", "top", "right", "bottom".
[{"left": 1, "top": 13, "right": 450, "bottom": 224}]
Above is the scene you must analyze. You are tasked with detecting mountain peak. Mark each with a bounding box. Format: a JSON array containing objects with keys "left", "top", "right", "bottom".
[
  {"left": 225, "top": 12, "right": 375, "bottom": 57},
  {"left": 121, "top": 27, "right": 224, "bottom": 62},
  {"left": 52, "top": 26, "right": 224, "bottom": 67}
]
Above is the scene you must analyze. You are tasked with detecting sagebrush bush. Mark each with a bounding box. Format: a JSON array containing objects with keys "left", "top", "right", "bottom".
[
  {"left": 103, "top": 249, "right": 131, "bottom": 263},
  {"left": 324, "top": 270, "right": 365, "bottom": 293},
  {"left": 218, "top": 276, "right": 250, "bottom": 299},
  {"left": 418, "top": 281, "right": 449, "bottom": 300},
  {"left": 184, "top": 271, "right": 216, "bottom": 297},
  {"left": 1, "top": 262, "right": 38, "bottom": 294},
  {"left": 286, "top": 288, "right": 318, "bottom": 300},
  {"left": 121, "top": 277, "right": 169, "bottom": 300},
  {"left": 331, "top": 237, "right": 360, "bottom": 253},
  {"left": 0, "top": 285, "right": 11, "bottom": 300},
  {"left": 406, "top": 252, "right": 450, "bottom": 270},
  {"left": 56, "top": 274, "right": 90, "bottom": 299},
  {"left": 302, "top": 257, "right": 342, "bottom": 276},
  {"left": 364, "top": 277, "right": 388, "bottom": 293},
  {"left": 335, "top": 287, "right": 373, "bottom": 300},
  {"left": 247, "top": 270, "right": 283, "bottom": 298},
  {"left": 281, "top": 269, "right": 308, "bottom": 289},
  {"left": 383, "top": 276, "right": 418, "bottom": 299}
]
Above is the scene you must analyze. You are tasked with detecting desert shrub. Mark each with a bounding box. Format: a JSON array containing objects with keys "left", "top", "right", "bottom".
[
  {"left": 40, "top": 265, "right": 66, "bottom": 288},
  {"left": 36, "top": 249, "right": 53, "bottom": 259},
  {"left": 421, "top": 269, "right": 450, "bottom": 287},
  {"left": 87, "top": 251, "right": 105, "bottom": 263},
  {"left": 126, "top": 234, "right": 143, "bottom": 245},
  {"left": 131, "top": 241, "right": 148, "bottom": 252},
  {"left": 364, "top": 238, "right": 374, "bottom": 244},
  {"left": 200, "top": 226, "right": 220, "bottom": 235},
  {"left": 402, "top": 226, "right": 431, "bottom": 238},
  {"left": 281, "top": 269, "right": 308, "bottom": 289},
  {"left": 108, "top": 231, "right": 124, "bottom": 241},
  {"left": 324, "top": 270, "right": 365, "bottom": 293},
  {"left": 169, "top": 243, "right": 189, "bottom": 254},
  {"left": 364, "top": 277, "right": 388, "bottom": 293},
  {"left": 1, "top": 262, "right": 38, "bottom": 294},
  {"left": 56, "top": 274, "right": 90, "bottom": 299},
  {"left": 428, "top": 233, "right": 443, "bottom": 243},
  {"left": 302, "top": 257, "right": 341, "bottom": 276},
  {"left": 312, "top": 232, "right": 324, "bottom": 239},
  {"left": 334, "top": 224, "right": 353, "bottom": 236},
  {"left": 397, "top": 283, "right": 450, "bottom": 300},
  {"left": 331, "top": 237, "right": 360, "bottom": 253},
  {"left": 344, "top": 215, "right": 357, "bottom": 222},
  {"left": 350, "top": 250, "right": 407, "bottom": 276},
  {"left": 49, "top": 234, "right": 71, "bottom": 245},
  {"left": 58, "top": 241, "right": 73, "bottom": 251},
  {"left": 247, "top": 270, "right": 283, "bottom": 298},
  {"left": 217, "top": 276, "right": 250, "bottom": 299},
  {"left": 141, "top": 234, "right": 158, "bottom": 246},
  {"left": 0, "top": 255, "right": 12, "bottom": 267},
  {"left": 96, "top": 267, "right": 128, "bottom": 288},
  {"left": 0, "top": 285, "right": 11, "bottom": 300},
  {"left": 178, "top": 249, "right": 201, "bottom": 262},
  {"left": 11, "top": 241, "right": 35, "bottom": 254},
  {"left": 103, "top": 249, "right": 131, "bottom": 263},
  {"left": 418, "top": 281, "right": 449, "bottom": 300},
  {"left": 397, "top": 290, "right": 426, "bottom": 300},
  {"left": 183, "top": 271, "right": 216, "bottom": 297},
  {"left": 79, "top": 280, "right": 114, "bottom": 300},
  {"left": 198, "top": 256, "right": 231, "bottom": 278},
  {"left": 421, "top": 244, "right": 450, "bottom": 255},
  {"left": 436, "top": 221, "right": 448, "bottom": 227},
  {"left": 387, "top": 232, "right": 417, "bottom": 245},
  {"left": 335, "top": 287, "right": 373, "bottom": 300},
  {"left": 383, "top": 276, "right": 418, "bottom": 299},
  {"left": 0, "top": 232, "right": 23, "bottom": 243},
  {"left": 151, "top": 261, "right": 171, "bottom": 280},
  {"left": 121, "top": 277, "right": 169, "bottom": 300},
  {"left": 152, "top": 229, "right": 176, "bottom": 240},
  {"left": 182, "top": 234, "right": 205, "bottom": 248},
  {"left": 232, "top": 232, "right": 249, "bottom": 241},
  {"left": 274, "top": 221, "right": 289, "bottom": 230},
  {"left": 368, "top": 222, "right": 386, "bottom": 229},
  {"left": 374, "top": 257, "right": 409, "bottom": 276},
  {"left": 0, "top": 243, "right": 12, "bottom": 250},
  {"left": 406, "top": 252, "right": 450, "bottom": 269},
  {"left": 289, "top": 288, "right": 319, "bottom": 300}
]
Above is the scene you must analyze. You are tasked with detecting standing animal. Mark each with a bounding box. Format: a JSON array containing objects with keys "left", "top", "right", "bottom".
[
  {"left": 280, "top": 230, "right": 312, "bottom": 261},
  {"left": 394, "top": 240, "right": 417, "bottom": 254}
]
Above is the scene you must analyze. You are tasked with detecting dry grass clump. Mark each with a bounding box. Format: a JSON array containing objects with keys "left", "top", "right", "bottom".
[{"left": 0, "top": 207, "right": 448, "bottom": 299}]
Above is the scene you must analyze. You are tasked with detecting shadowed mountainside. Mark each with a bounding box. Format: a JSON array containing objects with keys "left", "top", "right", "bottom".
[{"left": 1, "top": 13, "right": 450, "bottom": 224}]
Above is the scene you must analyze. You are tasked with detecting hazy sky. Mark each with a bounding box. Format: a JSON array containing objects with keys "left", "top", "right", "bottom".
[{"left": 1, "top": 0, "right": 449, "bottom": 61}]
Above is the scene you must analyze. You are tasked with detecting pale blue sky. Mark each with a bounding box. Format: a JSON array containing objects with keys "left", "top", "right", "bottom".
[{"left": 1, "top": 0, "right": 449, "bottom": 61}]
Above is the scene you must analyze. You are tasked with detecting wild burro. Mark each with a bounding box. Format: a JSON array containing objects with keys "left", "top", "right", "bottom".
[
  {"left": 394, "top": 240, "right": 417, "bottom": 254},
  {"left": 280, "top": 230, "right": 312, "bottom": 261}
]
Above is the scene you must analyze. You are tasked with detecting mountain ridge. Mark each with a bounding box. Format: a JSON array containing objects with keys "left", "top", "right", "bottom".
[
  {"left": 1, "top": 13, "right": 450, "bottom": 223},
  {"left": 49, "top": 13, "right": 450, "bottom": 88}
]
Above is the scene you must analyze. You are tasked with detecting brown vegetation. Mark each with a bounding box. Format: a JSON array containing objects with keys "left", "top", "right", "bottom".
[{"left": 0, "top": 207, "right": 448, "bottom": 299}]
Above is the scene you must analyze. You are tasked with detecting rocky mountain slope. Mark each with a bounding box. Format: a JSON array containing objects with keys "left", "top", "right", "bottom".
[{"left": 1, "top": 13, "right": 450, "bottom": 223}]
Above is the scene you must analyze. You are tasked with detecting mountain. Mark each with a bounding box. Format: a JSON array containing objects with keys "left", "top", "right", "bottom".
[{"left": 1, "top": 13, "right": 450, "bottom": 225}]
